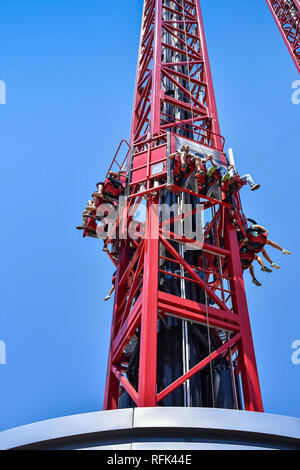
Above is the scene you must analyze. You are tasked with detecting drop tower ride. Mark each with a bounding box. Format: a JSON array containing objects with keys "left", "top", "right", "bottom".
[
  {"left": 103, "top": 0, "right": 263, "bottom": 413},
  {"left": 3, "top": 0, "right": 300, "bottom": 452}
]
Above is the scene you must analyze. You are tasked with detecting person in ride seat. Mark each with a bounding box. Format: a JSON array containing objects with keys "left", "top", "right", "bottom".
[
  {"left": 104, "top": 270, "right": 117, "bottom": 301},
  {"left": 222, "top": 173, "right": 247, "bottom": 199},
  {"left": 240, "top": 245, "right": 272, "bottom": 287},
  {"left": 193, "top": 153, "right": 214, "bottom": 179},
  {"left": 105, "top": 269, "right": 134, "bottom": 302},
  {"left": 243, "top": 220, "right": 291, "bottom": 270},
  {"left": 86, "top": 171, "right": 125, "bottom": 213},
  {"left": 202, "top": 153, "right": 231, "bottom": 183},
  {"left": 192, "top": 153, "right": 226, "bottom": 193},
  {"left": 93, "top": 171, "right": 124, "bottom": 201},
  {"left": 76, "top": 200, "right": 95, "bottom": 230},
  {"left": 168, "top": 145, "right": 194, "bottom": 176},
  {"left": 222, "top": 164, "right": 260, "bottom": 193},
  {"left": 83, "top": 216, "right": 98, "bottom": 239},
  {"left": 170, "top": 152, "right": 181, "bottom": 180}
]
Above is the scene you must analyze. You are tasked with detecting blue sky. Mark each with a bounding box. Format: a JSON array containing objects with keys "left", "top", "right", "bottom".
[{"left": 0, "top": 0, "right": 299, "bottom": 431}]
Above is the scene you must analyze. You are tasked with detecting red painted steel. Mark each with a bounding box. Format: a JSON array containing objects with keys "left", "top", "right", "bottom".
[
  {"left": 130, "top": 0, "right": 223, "bottom": 148},
  {"left": 103, "top": 0, "right": 264, "bottom": 412},
  {"left": 266, "top": 0, "right": 300, "bottom": 73}
]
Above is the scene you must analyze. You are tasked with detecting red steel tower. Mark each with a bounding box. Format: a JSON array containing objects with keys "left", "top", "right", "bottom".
[
  {"left": 266, "top": 0, "right": 300, "bottom": 73},
  {"left": 101, "top": 0, "right": 264, "bottom": 412}
]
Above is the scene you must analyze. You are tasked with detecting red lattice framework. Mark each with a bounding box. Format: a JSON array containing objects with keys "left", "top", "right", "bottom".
[
  {"left": 103, "top": 0, "right": 264, "bottom": 412},
  {"left": 266, "top": 0, "right": 300, "bottom": 73},
  {"left": 130, "top": 0, "right": 222, "bottom": 147}
]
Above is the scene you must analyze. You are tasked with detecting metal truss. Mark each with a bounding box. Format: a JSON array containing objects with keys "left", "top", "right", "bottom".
[
  {"left": 266, "top": 0, "right": 300, "bottom": 73},
  {"left": 130, "top": 0, "right": 223, "bottom": 148},
  {"left": 103, "top": 0, "right": 264, "bottom": 412}
]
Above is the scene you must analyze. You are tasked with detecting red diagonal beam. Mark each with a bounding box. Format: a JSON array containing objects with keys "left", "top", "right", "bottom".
[
  {"left": 161, "top": 67, "right": 207, "bottom": 111},
  {"left": 160, "top": 236, "right": 233, "bottom": 314},
  {"left": 112, "top": 297, "right": 142, "bottom": 363},
  {"left": 117, "top": 245, "right": 145, "bottom": 330},
  {"left": 111, "top": 366, "right": 138, "bottom": 405},
  {"left": 163, "top": 21, "right": 199, "bottom": 42},
  {"left": 172, "top": 185, "right": 231, "bottom": 207},
  {"left": 162, "top": 64, "right": 206, "bottom": 87},
  {"left": 156, "top": 333, "right": 241, "bottom": 403},
  {"left": 164, "top": 0, "right": 197, "bottom": 21},
  {"left": 161, "top": 41, "right": 202, "bottom": 62},
  {"left": 160, "top": 229, "right": 230, "bottom": 257},
  {"left": 135, "top": 76, "right": 152, "bottom": 115},
  {"left": 134, "top": 104, "right": 151, "bottom": 141},
  {"left": 162, "top": 24, "right": 202, "bottom": 59},
  {"left": 163, "top": 94, "right": 208, "bottom": 117},
  {"left": 162, "top": 4, "right": 196, "bottom": 22},
  {"left": 118, "top": 239, "right": 144, "bottom": 289}
]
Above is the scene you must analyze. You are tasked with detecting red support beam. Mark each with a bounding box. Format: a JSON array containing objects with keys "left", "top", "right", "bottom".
[
  {"left": 157, "top": 333, "right": 241, "bottom": 403},
  {"left": 103, "top": 240, "right": 130, "bottom": 410},
  {"left": 112, "top": 297, "right": 142, "bottom": 363},
  {"left": 111, "top": 366, "right": 139, "bottom": 405},
  {"left": 137, "top": 201, "right": 159, "bottom": 407},
  {"left": 158, "top": 291, "right": 240, "bottom": 330},
  {"left": 223, "top": 212, "right": 264, "bottom": 412}
]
